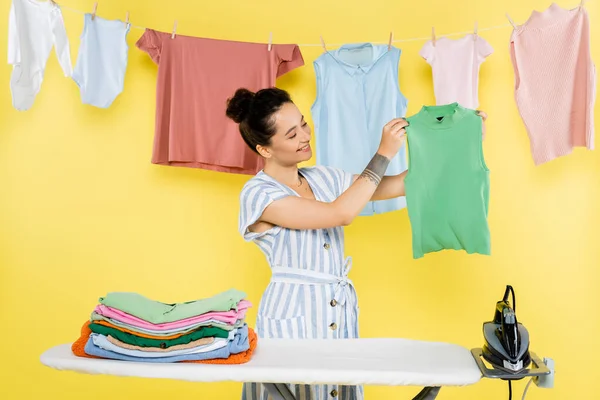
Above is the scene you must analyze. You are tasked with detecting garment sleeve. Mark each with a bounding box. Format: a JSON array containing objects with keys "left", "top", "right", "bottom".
[
  {"left": 338, "top": 168, "right": 355, "bottom": 194},
  {"left": 476, "top": 36, "right": 494, "bottom": 61},
  {"left": 313, "top": 166, "right": 355, "bottom": 198},
  {"left": 275, "top": 44, "right": 305, "bottom": 77},
  {"left": 8, "top": 1, "right": 20, "bottom": 64},
  {"left": 419, "top": 40, "right": 435, "bottom": 64},
  {"left": 136, "top": 29, "right": 164, "bottom": 64},
  {"left": 50, "top": 7, "right": 72, "bottom": 77},
  {"left": 239, "top": 180, "right": 289, "bottom": 241}
]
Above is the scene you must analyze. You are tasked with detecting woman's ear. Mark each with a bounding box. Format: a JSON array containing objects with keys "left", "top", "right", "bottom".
[{"left": 256, "top": 144, "right": 271, "bottom": 159}]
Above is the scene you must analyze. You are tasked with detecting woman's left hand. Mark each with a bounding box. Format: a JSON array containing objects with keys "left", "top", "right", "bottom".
[{"left": 476, "top": 110, "right": 487, "bottom": 138}]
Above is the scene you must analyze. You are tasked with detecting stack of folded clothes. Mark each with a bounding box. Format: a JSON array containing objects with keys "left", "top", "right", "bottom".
[{"left": 71, "top": 288, "right": 257, "bottom": 364}]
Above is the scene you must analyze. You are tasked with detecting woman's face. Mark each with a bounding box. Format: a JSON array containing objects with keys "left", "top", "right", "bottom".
[{"left": 258, "top": 102, "right": 312, "bottom": 165}]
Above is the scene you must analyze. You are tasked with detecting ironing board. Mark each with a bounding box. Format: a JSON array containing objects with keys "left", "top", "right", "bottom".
[{"left": 41, "top": 337, "right": 482, "bottom": 399}]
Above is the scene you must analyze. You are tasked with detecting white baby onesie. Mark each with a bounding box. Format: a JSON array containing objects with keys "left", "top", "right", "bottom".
[
  {"left": 8, "top": 0, "right": 72, "bottom": 111},
  {"left": 72, "top": 14, "right": 130, "bottom": 108}
]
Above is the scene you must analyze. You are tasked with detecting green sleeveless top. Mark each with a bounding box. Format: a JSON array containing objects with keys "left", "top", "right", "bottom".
[{"left": 404, "top": 103, "right": 490, "bottom": 259}]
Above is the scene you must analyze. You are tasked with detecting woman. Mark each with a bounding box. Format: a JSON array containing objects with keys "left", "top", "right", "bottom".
[{"left": 226, "top": 87, "right": 485, "bottom": 400}]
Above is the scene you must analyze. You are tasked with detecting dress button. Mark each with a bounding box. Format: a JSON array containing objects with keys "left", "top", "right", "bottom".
[
  {"left": 330, "top": 299, "right": 337, "bottom": 307},
  {"left": 323, "top": 243, "right": 330, "bottom": 250},
  {"left": 329, "top": 322, "right": 338, "bottom": 330},
  {"left": 330, "top": 389, "right": 338, "bottom": 397}
]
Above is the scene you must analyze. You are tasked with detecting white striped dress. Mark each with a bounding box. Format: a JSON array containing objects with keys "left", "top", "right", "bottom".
[{"left": 239, "top": 166, "right": 363, "bottom": 400}]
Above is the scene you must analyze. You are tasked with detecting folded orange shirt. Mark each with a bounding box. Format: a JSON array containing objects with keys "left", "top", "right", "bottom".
[{"left": 71, "top": 321, "right": 257, "bottom": 365}]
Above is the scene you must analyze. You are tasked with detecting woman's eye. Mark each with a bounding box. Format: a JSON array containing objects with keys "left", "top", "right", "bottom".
[
  {"left": 302, "top": 122, "right": 308, "bottom": 127},
  {"left": 290, "top": 134, "right": 297, "bottom": 139}
]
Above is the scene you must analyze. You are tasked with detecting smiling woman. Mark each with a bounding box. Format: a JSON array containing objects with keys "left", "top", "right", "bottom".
[{"left": 225, "top": 87, "right": 408, "bottom": 399}]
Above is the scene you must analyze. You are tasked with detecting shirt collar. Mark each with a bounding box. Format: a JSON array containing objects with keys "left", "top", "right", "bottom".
[{"left": 331, "top": 43, "right": 390, "bottom": 76}]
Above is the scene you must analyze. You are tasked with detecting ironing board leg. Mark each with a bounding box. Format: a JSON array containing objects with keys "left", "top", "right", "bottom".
[
  {"left": 262, "top": 383, "right": 297, "bottom": 400},
  {"left": 262, "top": 383, "right": 440, "bottom": 400},
  {"left": 412, "top": 386, "right": 441, "bottom": 400}
]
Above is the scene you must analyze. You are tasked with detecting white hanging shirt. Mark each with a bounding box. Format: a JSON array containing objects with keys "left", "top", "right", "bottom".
[{"left": 8, "top": 0, "right": 72, "bottom": 111}]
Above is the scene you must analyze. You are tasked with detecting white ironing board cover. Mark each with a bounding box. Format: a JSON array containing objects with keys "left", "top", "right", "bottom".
[{"left": 41, "top": 338, "right": 482, "bottom": 387}]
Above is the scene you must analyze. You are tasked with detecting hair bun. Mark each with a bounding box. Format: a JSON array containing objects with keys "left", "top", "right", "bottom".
[{"left": 226, "top": 88, "right": 256, "bottom": 123}]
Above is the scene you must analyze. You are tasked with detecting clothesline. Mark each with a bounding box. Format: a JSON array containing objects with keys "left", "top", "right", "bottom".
[{"left": 57, "top": 1, "right": 594, "bottom": 47}]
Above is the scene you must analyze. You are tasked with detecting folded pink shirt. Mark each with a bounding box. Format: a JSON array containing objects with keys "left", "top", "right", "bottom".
[{"left": 94, "top": 300, "right": 251, "bottom": 331}]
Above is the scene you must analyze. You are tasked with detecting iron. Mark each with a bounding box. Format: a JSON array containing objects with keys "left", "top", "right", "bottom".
[{"left": 481, "top": 285, "right": 531, "bottom": 376}]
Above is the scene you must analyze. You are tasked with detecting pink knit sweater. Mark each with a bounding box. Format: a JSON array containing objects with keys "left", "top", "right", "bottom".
[{"left": 510, "top": 3, "right": 596, "bottom": 165}]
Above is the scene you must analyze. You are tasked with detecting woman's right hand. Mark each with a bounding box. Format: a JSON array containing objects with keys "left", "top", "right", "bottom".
[{"left": 377, "top": 118, "right": 408, "bottom": 159}]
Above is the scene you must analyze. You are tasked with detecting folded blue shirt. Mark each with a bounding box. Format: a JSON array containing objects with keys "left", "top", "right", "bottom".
[{"left": 84, "top": 324, "right": 249, "bottom": 363}]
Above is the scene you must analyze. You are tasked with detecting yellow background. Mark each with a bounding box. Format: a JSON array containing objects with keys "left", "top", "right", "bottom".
[{"left": 1, "top": 0, "right": 599, "bottom": 398}]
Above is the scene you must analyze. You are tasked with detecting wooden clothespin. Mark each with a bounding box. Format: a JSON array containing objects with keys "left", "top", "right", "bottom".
[
  {"left": 473, "top": 21, "right": 478, "bottom": 41},
  {"left": 319, "top": 36, "right": 327, "bottom": 53},
  {"left": 388, "top": 32, "right": 393, "bottom": 51},
  {"left": 268, "top": 32, "right": 273, "bottom": 52},
  {"left": 431, "top": 27, "right": 436, "bottom": 46},
  {"left": 171, "top": 20, "right": 177, "bottom": 39},
  {"left": 125, "top": 11, "right": 130, "bottom": 26},
  {"left": 91, "top": 2, "right": 98, "bottom": 20},
  {"left": 506, "top": 13, "right": 517, "bottom": 29},
  {"left": 49, "top": 0, "right": 58, "bottom": 5},
  {"left": 580, "top": 0, "right": 586, "bottom": 8}
]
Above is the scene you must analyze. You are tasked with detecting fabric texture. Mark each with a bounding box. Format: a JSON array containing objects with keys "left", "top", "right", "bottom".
[
  {"left": 90, "top": 313, "right": 242, "bottom": 335},
  {"left": 72, "top": 321, "right": 257, "bottom": 365},
  {"left": 84, "top": 326, "right": 248, "bottom": 363},
  {"left": 135, "top": 29, "right": 304, "bottom": 174},
  {"left": 510, "top": 3, "right": 596, "bottom": 165},
  {"left": 98, "top": 288, "right": 247, "bottom": 323},
  {"left": 91, "top": 320, "right": 193, "bottom": 339},
  {"left": 8, "top": 0, "right": 72, "bottom": 111},
  {"left": 405, "top": 103, "right": 490, "bottom": 259},
  {"left": 419, "top": 34, "right": 493, "bottom": 109},
  {"left": 311, "top": 43, "right": 408, "bottom": 216},
  {"left": 89, "top": 322, "right": 229, "bottom": 348},
  {"left": 72, "top": 14, "right": 130, "bottom": 108},
  {"left": 239, "top": 165, "right": 363, "bottom": 399},
  {"left": 94, "top": 300, "right": 250, "bottom": 329},
  {"left": 105, "top": 335, "right": 214, "bottom": 352},
  {"left": 91, "top": 332, "right": 229, "bottom": 358}
]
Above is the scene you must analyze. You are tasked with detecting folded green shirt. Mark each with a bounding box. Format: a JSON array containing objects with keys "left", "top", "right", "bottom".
[
  {"left": 88, "top": 323, "right": 229, "bottom": 348},
  {"left": 98, "top": 288, "right": 246, "bottom": 324}
]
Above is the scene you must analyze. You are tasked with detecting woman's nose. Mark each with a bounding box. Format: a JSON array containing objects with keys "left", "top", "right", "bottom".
[{"left": 302, "top": 127, "right": 311, "bottom": 140}]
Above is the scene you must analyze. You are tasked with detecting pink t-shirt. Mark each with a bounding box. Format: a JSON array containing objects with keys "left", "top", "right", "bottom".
[
  {"left": 510, "top": 4, "right": 596, "bottom": 165},
  {"left": 420, "top": 34, "right": 493, "bottom": 109},
  {"left": 136, "top": 30, "right": 304, "bottom": 175}
]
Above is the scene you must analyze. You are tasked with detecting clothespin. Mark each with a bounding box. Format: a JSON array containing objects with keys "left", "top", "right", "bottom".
[
  {"left": 49, "top": 0, "right": 58, "bottom": 5},
  {"left": 388, "top": 32, "right": 393, "bottom": 51},
  {"left": 171, "top": 20, "right": 178, "bottom": 39},
  {"left": 320, "top": 36, "right": 327, "bottom": 53},
  {"left": 580, "top": 0, "right": 586, "bottom": 8},
  {"left": 125, "top": 11, "right": 130, "bottom": 26},
  {"left": 268, "top": 32, "right": 273, "bottom": 52},
  {"left": 91, "top": 2, "right": 98, "bottom": 20},
  {"left": 473, "top": 21, "right": 478, "bottom": 41},
  {"left": 431, "top": 27, "right": 436, "bottom": 46},
  {"left": 506, "top": 13, "right": 517, "bottom": 29}
]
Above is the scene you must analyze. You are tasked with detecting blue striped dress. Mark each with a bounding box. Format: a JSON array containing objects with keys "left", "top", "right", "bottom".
[{"left": 239, "top": 165, "right": 363, "bottom": 400}]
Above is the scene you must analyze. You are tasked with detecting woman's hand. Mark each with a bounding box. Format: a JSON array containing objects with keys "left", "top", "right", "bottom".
[{"left": 377, "top": 118, "right": 408, "bottom": 159}]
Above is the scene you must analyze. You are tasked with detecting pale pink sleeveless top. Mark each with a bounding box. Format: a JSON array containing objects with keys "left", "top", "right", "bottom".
[{"left": 510, "top": 3, "right": 596, "bottom": 165}]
